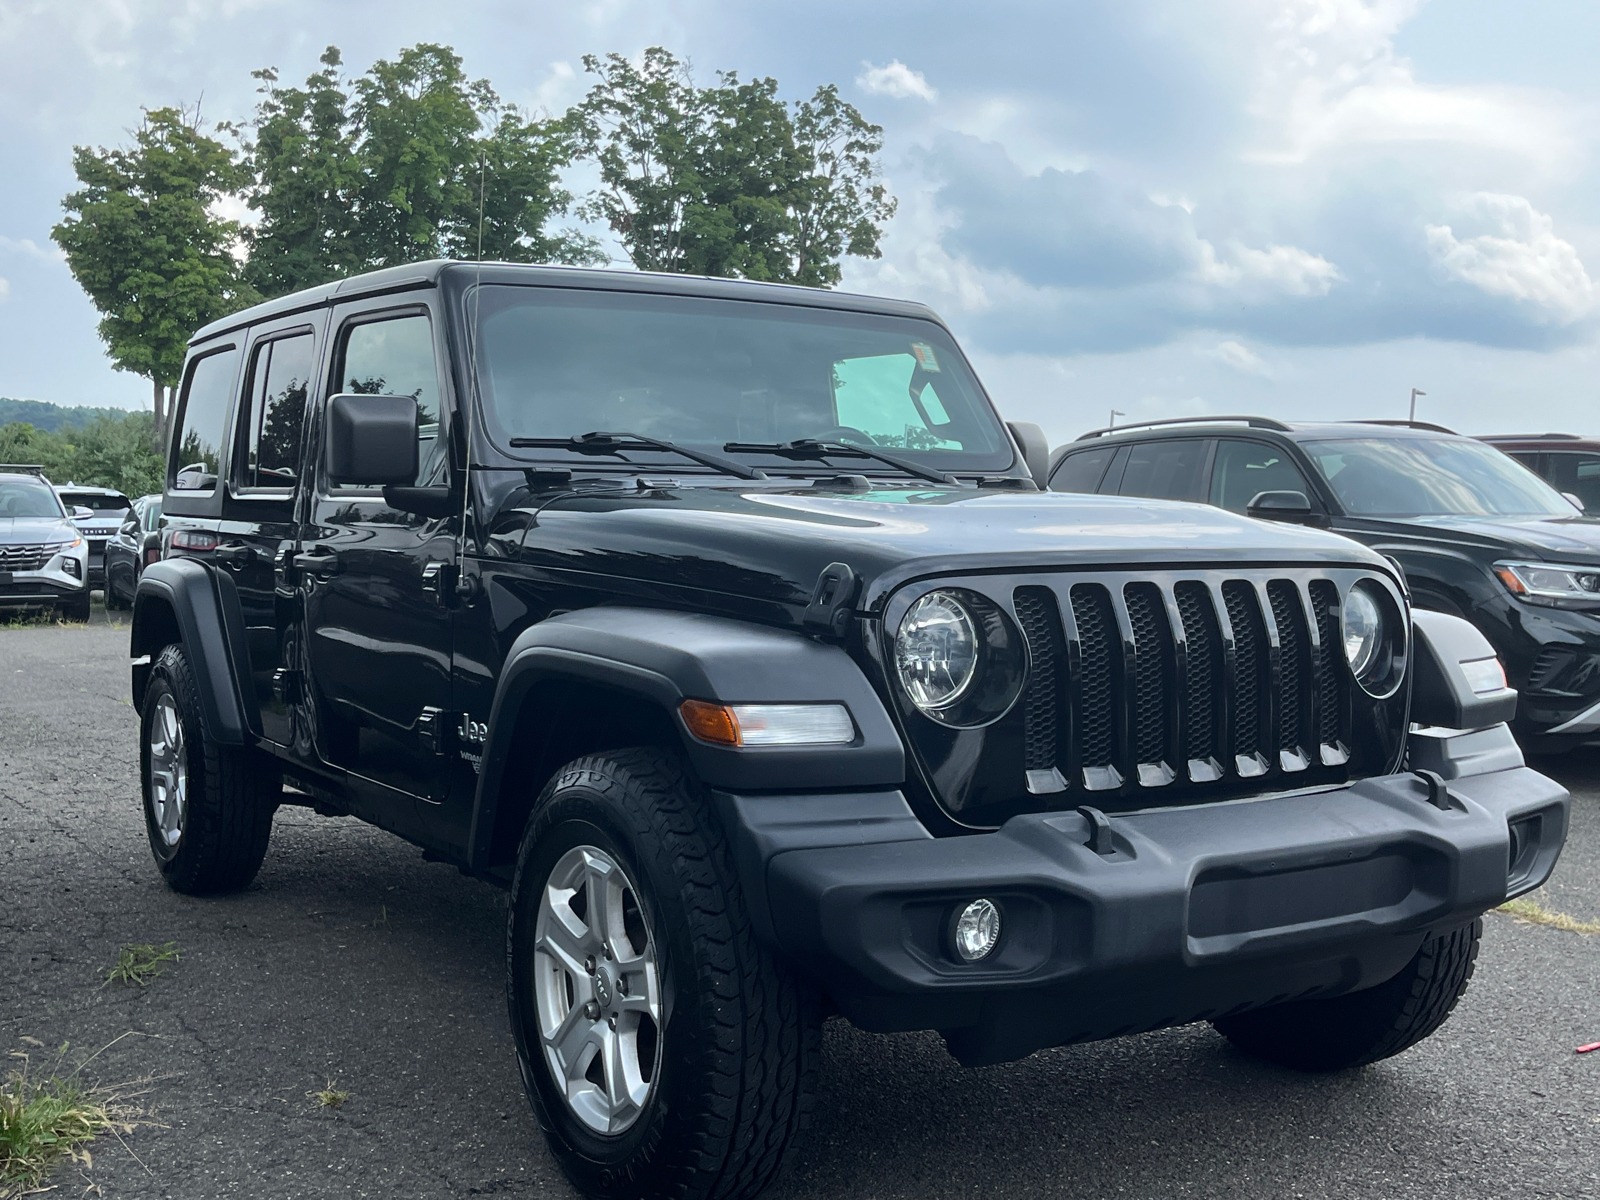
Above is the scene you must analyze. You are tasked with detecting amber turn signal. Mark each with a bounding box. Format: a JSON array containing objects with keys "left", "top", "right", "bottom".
[{"left": 680, "top": 699, "right": 741, "bottom": 745}]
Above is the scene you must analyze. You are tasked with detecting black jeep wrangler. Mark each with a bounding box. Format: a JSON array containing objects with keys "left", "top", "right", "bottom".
[{"left": 131, "top": 261, "right": 1568, "bottom": 1200}]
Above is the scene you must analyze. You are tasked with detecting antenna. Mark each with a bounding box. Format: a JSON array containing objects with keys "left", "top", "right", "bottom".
[{"left": 457, "top": 151, "right": 487, "bottom": 597}]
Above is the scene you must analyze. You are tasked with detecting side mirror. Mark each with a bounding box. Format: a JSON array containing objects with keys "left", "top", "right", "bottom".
[
  {"left": 1562, "top": 491, "right": 1586, "bottom": 512},
  {"left": 1006, "top": 421, "right": 1050, "bottom": 485},
  {"left": 1246, "top": 490, "right": 1314, "bottom": 523},
  {"left": 1410, "top": 609, "right": 1518, "bottom": 729},
  {"left": 121, "top": 518, "right": 139, "bottom": 535},
  {"left": 72, "top": 505, "right": 94, "bottom": 520},
  {"left": 326, "top": 393, "right": 419, "bottom": 487}
]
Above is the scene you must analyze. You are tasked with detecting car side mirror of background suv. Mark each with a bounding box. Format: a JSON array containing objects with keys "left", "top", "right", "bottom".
[{"left": 1246, "top": 489, "right": 1320, "bottom": 525}]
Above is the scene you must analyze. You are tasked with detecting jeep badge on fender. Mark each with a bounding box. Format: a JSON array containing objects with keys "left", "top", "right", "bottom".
[{"left": 129, "top": 261, "right": 1569, "bottom": 1200}]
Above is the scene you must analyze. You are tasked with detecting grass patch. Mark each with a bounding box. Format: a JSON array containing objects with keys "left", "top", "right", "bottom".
[
  {"left": 104, "top": 943, "right": 181, "bottom": 988},
  {"left": 0, "top": 1044, "right": 146, "bottom": 1197},
  {"left": 308, "top": 1081, "right": 349, "bottom": 1110},
  {"left": 1496, "top": 897, "right": 1600, "bottom": 934}
]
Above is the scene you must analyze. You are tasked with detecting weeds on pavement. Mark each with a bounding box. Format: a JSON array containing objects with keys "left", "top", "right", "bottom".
[
  {"left": 0, "top": 1039, "right": 150, "bottom": 1198},
  {"left": 1496, "top": 896, "right": 1600, "bottom": 934},
  {"left": 308, "top": 1081, "right": 350, "bottom": 1110},
  {"left": 104, "top": 943, "right": 181, "bottom": 988}
]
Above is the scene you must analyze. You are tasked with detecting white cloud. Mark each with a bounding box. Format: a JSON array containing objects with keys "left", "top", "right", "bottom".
[
  {"left": 0, "top": 236, "right": 64, "bottom": 263},
  {"left": 0, "top": 277, "right": 9, "bottom": 303},
  {"left": 1208, "top": 339, "right": 1271, "bottom": 376},
  {"left": 1196, "top": 241, "right": 1343, "bottom": 297},
  {"left": 1242, "top": 0, "right": 1577, "bottom": 168},
  {"left": 1425, "top": 194, "right": 1596, "bottom": 323},
  {"left": 856, "top": 60, "right": 938, "bottom": 102}
]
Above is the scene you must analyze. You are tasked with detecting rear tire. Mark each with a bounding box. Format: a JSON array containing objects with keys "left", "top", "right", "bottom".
[
  {"left": 1212, "top": 919, "right": 1481, "bottom": 1071},
  {"left": 507, "top": 747, "right": 818, "bottom": 1200},
  {"left": 139, "top": 643, "right": 276, "bottom": 894}
]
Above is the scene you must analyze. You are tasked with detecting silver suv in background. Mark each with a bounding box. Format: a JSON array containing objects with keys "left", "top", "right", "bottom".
[
  {"left": 0, "top": 467, "right": 91, "bottom": 621},
  {"left": 54, "top": 484, "right": 133, "bottom": 587}
]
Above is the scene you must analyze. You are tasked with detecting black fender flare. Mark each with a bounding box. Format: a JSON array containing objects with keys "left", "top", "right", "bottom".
[
  {"left": 131, "top": 557, "right": 259, "bottom": 744},
  {"left": 467, "top": 607, "right": 905, "bottom": 871}
]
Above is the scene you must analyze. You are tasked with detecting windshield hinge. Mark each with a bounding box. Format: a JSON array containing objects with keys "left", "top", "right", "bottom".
[{"left": 804, "top": 562, "right": 859, "bottom": 637}]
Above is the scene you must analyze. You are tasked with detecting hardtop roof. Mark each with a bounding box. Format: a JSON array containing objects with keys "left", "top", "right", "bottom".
[{"left": 190, "top": 260, "right": 943, "bottom": 345}]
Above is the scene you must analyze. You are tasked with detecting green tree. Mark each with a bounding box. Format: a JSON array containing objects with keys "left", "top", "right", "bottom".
[
  {"left": 0, "top": 412, "right": 163, "bottom": 498},
  {"left": 573, "top": 49, "right": 895, "bottom": 286},
  {"left": 238, "top": 44, "right": 599, "bottom": 296},
  {"left": 52, "top": 107, "right": 256, "bottom": 446}
]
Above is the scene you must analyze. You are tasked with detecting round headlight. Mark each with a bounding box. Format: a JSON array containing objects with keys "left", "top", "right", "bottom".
[
  {"left": 895, "top": 590, "right": 978, "bottom": 711},
  {"left": 1341, "top": 587, "right": 1382, "bottom": 680}
]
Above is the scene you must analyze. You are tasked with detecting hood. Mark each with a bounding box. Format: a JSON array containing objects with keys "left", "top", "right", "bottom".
[
  {"left": 508, "top": 482, "right": 1390, "bottom": 614},
  {"left": 1344, "top": 513, "right": 1600, "bottom": 564},
  {"left": 0, "top": 515, "right": 80, "bottom": 544}
]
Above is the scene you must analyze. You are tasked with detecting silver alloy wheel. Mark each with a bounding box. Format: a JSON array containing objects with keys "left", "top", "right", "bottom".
[
  {"left": 533, "top": 844, "right": 663, "bottom": 1135},
  {"left": 148, "top": 692, "right": 188, "bottom": 848}
]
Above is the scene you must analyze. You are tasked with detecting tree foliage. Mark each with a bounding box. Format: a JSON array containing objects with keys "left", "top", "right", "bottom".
[
  {"left": 51, "top": 109, "right": 254, "bottom": 384},
  {"left": 238, "top": 44, "right": 601, "bottom": 296},
  {"left": 51, "top": 107, "right": 257, "bottom": 439},
  {"left": 573, "top": 48, "right": 896, "bottom": 286},
  {"left": 0, "top": 412, "right": 164, "bottom": 498}
]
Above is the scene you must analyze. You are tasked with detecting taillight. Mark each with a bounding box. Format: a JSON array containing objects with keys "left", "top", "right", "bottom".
[
  {"left": 145, "top": 546, "right": 162, "bottom": 565},
  {"left": 170, "top": 529, "right": 218, "bottom": 552}
]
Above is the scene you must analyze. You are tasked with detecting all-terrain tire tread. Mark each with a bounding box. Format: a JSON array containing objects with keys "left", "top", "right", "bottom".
[
  {"left": 513, "top": 747, "right": 817, "bottom": 1200},
  {"left": 148, "top": 644, "right": 274, "bottom": 895},
  {"left": 1212, "top": 919, "right": 1481, "bottom": 1071}
]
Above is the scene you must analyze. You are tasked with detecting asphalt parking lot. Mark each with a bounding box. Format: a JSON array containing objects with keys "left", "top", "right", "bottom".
[{"left": 4, "top": 613, "right": 1598, "bottom": 1199}]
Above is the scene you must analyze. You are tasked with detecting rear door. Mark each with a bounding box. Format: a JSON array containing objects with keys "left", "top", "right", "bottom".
[
  {"left": 1110, "top": 438, "right": 1214, "bottom": 502},
  {"left": 220, "top": 312, "right": 324, "bottom": 746},
  {"left": 298, "top": 299, "right": 457, "bottom": 828}
]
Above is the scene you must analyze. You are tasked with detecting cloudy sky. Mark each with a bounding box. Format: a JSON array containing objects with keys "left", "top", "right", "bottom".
[{"left": 2, "top": 0, "right": 1597, "bottom": 444}]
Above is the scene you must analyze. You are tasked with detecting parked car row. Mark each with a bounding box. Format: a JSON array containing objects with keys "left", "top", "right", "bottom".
[{"left": 1046, "top": 417, "right": 1600, "bottom": 751}]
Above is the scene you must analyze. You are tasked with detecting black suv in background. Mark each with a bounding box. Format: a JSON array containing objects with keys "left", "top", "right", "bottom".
[
  {"left": 1480, "top": 433, "right": 1600, "bottom": 513},
  {"left": 130, "top": 265, "right": 1566, "bottom": 1200},
  {"left": 1049, "top": 417, "right": 1600, "bottom": 749}
]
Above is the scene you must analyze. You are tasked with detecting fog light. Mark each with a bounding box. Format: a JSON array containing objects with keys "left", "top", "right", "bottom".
[
  {"left": 952, "top": 898, "right": 1001, "bottom": 962},
  {"left": 61, "top": 557, "right": 81, "bottom": 579}
]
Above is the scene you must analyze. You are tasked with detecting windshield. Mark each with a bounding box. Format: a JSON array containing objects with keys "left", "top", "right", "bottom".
[
  {"left": 59, "top": 492, "right": 131, "bottom": 513},
  {"left": 0, "top": 477, "right": 66, "bottom": 519},
  {"left": 471, "top": 286, "right": 1011, "bottom": 473},
  {"left": 1306, "top": 437, "right": 1574, "bottom": 517}
]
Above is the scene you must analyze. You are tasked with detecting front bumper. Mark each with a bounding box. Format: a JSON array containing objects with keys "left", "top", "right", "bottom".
[
  {"left": 0, "top": 556, "right": 89, "bottom": 609},
  {"left": 719, "top": 756, "right": 1567, "bottom": 1066}
]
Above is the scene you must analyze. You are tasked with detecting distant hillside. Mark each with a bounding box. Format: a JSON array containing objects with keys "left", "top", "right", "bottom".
[{"left": 0, "top": 398, "right": 134, "bottom": 433}]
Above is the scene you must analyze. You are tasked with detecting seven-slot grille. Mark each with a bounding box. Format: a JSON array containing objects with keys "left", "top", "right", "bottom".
[
  {"left": 1013, "top": 575, "right": 1350, "bottom": 796},
  {"left": 0, "top": 543, "right": 54, "bottom": 572}
]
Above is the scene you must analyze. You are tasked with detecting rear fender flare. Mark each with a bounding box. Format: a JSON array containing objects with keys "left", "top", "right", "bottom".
[
  {"left": 131, "top": 557, "right": 258, "bottom": 743},
  {"left": 466, "top": 607, "right": 905, "bottom": 871}
]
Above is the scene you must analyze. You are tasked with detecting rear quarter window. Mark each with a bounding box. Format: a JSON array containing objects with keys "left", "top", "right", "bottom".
[{"left": 1049, "top": 446, "right": 1116, "bottom": 493}]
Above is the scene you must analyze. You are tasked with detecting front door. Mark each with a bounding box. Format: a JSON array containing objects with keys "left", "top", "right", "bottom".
[{"left": 299, "top": 302, "right": 458, "bottom": 819}]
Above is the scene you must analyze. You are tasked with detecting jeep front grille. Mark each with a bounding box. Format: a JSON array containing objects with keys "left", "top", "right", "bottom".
[
  {"left": 0, "top": 544, "right": 52, "bottom": 572},
  {"left": 1014, "top": 575, "right": 1352, "bottom": 797},
  {"left": 888, "top": 567, "right": 1406, "bottom": 826}
]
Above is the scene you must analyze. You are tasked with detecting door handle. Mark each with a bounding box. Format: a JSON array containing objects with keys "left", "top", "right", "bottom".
[
  {"left": 291, "top": 548, "right": 340, "bottom": 577},
  {"left": 215, "top": 543, "right": 256, "bottom": 568}
]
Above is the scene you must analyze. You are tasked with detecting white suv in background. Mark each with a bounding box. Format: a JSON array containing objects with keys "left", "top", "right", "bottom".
[
  {"left": 1, "top": 467, "right": 92, "bottom": 621},
  {"left": 54, "top": 483, "right": 133, "bottom": 587}
]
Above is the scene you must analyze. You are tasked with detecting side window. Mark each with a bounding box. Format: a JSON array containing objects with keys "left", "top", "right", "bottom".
[
  {"left": 240, "top": 332, "right": 314, "bottom": 489},
  {"left": 1210, "top": 439, "right": 1313, "bottom": 512},
  {"left": 1116, "top": 439, "right": 1211, "bottom": 502},
  {"left": 831, "top": 351, "right": 960, "bottom": 449},
  {"left": 1049, "top": 446, "right": 1115, "bottom": 492},
  {"left": 1547, "top": 452, "right": 1600, "bottom": 512},
  {"left": 170, "top": 346, "right": 240, "bottom": 492},
  {"left": 334, "top": 314, "right": 443, "bottom": 487}
]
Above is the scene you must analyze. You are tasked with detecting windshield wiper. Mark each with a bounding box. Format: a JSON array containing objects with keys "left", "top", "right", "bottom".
[
  {"left": 510, "top": 431, "right": 768, "bottom": 481},
  {"left": 723, "top": 439, "right": 964, "bottom": 487}
]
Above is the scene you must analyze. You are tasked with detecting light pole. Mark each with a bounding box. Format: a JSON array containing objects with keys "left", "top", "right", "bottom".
[
  {"left": 1409, "top": 388, "right": 1426, "bottom": 424},
  {"left": 1109, "top": 408, "right": 1126, "bottom": 429}
]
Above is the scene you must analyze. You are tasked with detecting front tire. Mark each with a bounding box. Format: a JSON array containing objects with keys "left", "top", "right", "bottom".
[
  {"left": 1212, "top": 919, "right": 1481, "bottom": 1071},
  {"left": 61, "top": 590, "right": 91, "bottom": 622},
  {"left": 140, "top": 644, "right": 276, "bottom": 894},
  {"left": 507, "top": 748, "right": 818, "bottom": 1200}
]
